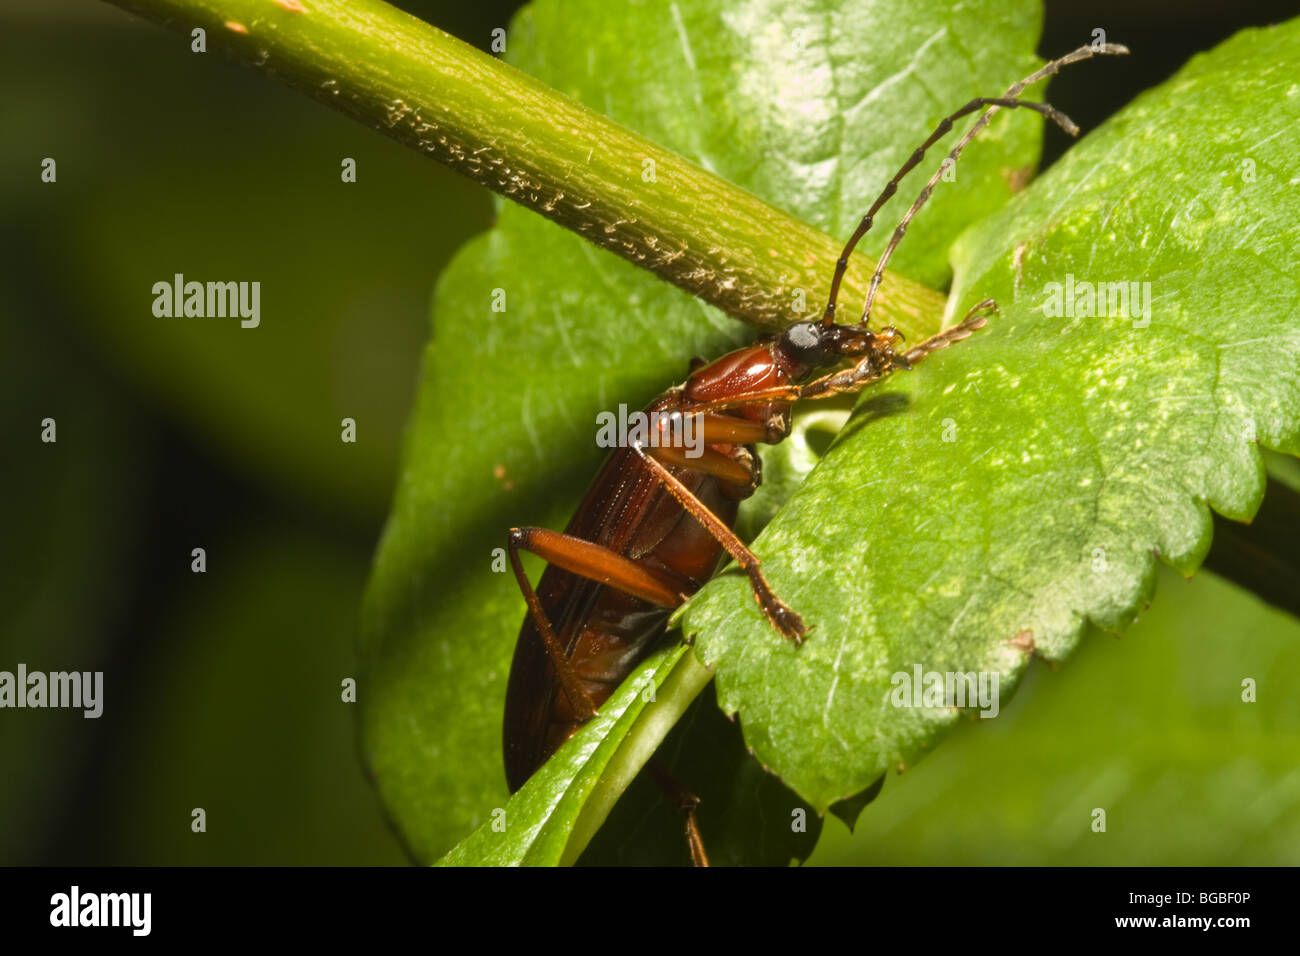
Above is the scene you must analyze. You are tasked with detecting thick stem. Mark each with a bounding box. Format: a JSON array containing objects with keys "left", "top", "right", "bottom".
[{"left": 105, "top": 0, "right": 946, "bottom": 336}]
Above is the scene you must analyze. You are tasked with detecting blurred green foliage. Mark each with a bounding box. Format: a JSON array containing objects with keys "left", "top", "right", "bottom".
[
  {"left": 0, "top": 285, "right": 139, "bottom": 862},
  {"left": 103, "top": 531, "right": 407, "bottom": 865},
  {"left": 0, "top": 0, "right": 521, "bottom": 864}
]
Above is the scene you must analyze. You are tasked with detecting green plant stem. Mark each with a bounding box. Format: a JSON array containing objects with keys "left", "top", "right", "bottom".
[
  {"left": 106, "top": 0, "right": 947, "bottom": 337},
  {"left": 560, "top": 647, "right": 714, "bottom": 866}
]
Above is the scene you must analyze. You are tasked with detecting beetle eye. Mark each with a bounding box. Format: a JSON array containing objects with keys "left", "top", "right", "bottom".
[{"left": 781, "top": 321, "right": 829, "bottom": 366}]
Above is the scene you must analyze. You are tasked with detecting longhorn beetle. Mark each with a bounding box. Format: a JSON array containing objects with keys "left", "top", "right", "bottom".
[{"left": 502, "top": 43, "right": 1128, "bottom": 865}]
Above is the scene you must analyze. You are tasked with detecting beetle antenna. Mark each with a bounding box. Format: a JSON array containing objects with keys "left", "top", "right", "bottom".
[
  {"left": 850, "top": 43, "right": 1129, "bottom": 330},
  {"left": 819, "top": 43, "right": 1128, "bottom": 330}
]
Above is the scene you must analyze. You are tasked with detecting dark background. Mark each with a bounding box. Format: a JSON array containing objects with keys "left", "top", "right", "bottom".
[{"left": 2, "top": 0, "right": 1297, "bottom": 865}]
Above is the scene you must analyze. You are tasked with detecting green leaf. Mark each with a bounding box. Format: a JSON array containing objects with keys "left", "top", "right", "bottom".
[
  {"left": 361, "top": 0, "right": 1047, "bottom": 863},
  {"left": 436, "top": 644, "right": 697, "bottom": 866},
  {"left": 578, "top": 679, "right": 824, "bottom": 866},
  {"left": 811, "top": 567, "right": 1300, "bottom": 864},
  {"left": 681, "top": 19, "right": 1300, "bottom": 810}
]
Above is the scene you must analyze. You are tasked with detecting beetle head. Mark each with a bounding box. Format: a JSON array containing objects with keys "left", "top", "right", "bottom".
[{"left": 777, "top": 320, "right": 907, "bottom": 379}]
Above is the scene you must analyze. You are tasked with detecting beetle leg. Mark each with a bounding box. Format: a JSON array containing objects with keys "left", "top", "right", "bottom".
[
  {"left": 508, "top": 527, "right": 691, "bottom": 721},
  {"left": 646, "top": 760, "right": 710, "bottom": 867},
  {"left": 649, "top": 409, "right": 777, "bottom": 449},
  {"left": 684, "top": 808, "right": 708, "bottom": 868},
  {"left": 686, "top": 410, "right": 792, "bottom": 445},
  {"left": 648, "top": 443, "right": 755, "bottom": 486},
  {"left": 646, "top": 411, "right": 784, "bottom": 498},
  {"left": 631, "top": 444, "right": 806, "bottom": 642}
]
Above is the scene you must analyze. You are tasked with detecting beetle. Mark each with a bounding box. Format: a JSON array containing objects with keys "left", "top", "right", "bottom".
[{"left": 501, "top": 43, "right": 1128, "bottom": 864}]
